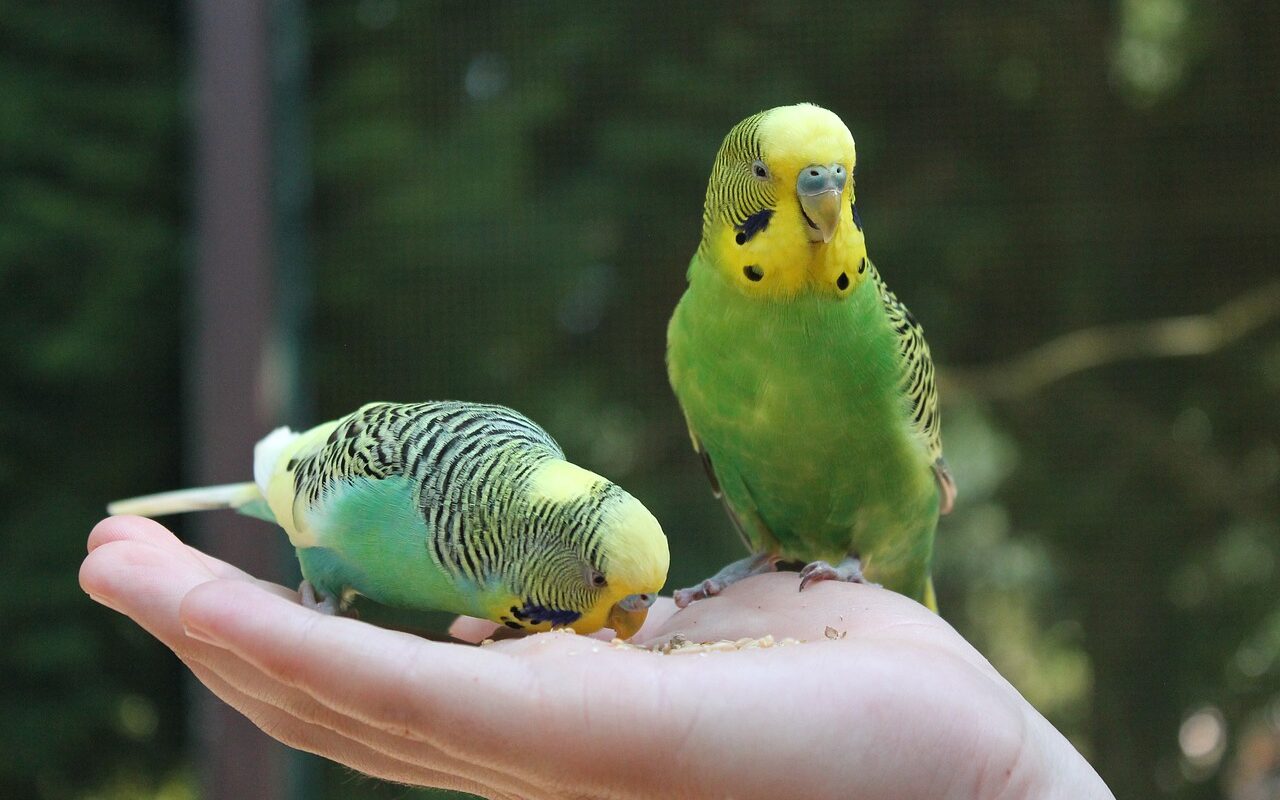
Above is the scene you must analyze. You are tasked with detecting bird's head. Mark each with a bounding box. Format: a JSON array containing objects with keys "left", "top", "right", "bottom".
[
  {"left": 585, "top": 489, "right": 670, "bottom": 640},
  {"left": 508, "top": 460, "right": 669, "bottom": 640},
  {"left": 700, "top": 103, "right": 868, "bottom": 300}
]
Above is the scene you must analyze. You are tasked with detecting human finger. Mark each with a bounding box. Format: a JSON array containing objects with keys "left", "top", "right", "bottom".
[
  {"left": 87, "top": 515, "right": 298, "bottom": 598},
  {"left": 84, "top": 538, "right": 549, "bottom": 796},
  {"left": 179, "top": 580, "right": 551, "bottom": 765},
  {"left": 180, "top": 643, "right": 551, "bottom": 798},
  {"left": 183, "top": 660, "right": 476, "bottom": 791}
]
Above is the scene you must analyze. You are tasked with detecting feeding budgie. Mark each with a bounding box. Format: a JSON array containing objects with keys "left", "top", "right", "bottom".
[
  {"left": 667, "top": 103, "right": 955, "bottom": 611},
  {"left": 109, "top": 401, "right": 669, "bottom": 639}
]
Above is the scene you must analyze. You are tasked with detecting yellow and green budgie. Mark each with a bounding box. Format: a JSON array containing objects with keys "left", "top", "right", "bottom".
[
  {"left": 109, "top": 401, "right": 669, "bottom": 638},
  {"left": 668, "top": 104, "right": 955, "bottom": 611}
]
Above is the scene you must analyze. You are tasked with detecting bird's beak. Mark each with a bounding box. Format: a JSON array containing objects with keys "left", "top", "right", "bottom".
[
  {"left": 800, "top": 190, "right": 842, "bottom": 243},
  {"left": 607, "top": 593, "right": 656, "bottom": 640},
  {"left": 797, "top": 163, "right": 848, "bottom": 244}
]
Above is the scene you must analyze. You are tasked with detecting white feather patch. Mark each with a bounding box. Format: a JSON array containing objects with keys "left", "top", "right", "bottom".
[{"left": 254, "top": 426, "right": 298, "bottom": 496}]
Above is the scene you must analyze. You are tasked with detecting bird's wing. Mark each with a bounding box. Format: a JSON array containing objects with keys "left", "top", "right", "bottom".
[
  {"left": 685, "top": 425, "right": 780, "bottom": 551},
  {"left": 866, "top": 259, "right": 955, "bottom": 514},
  {"left": 287, "top": 403, "right": 417, "bottom": 508},
  {"left": 261, "top": 403, "right": 415, "bottom": 545}
]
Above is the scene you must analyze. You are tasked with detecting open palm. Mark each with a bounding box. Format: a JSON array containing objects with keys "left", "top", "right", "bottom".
[{"left": 79, "top": 516, "right": 1110, "bottom": 799}]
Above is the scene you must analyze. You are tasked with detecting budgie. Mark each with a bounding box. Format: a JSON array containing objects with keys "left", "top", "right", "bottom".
[
  {"left": 109, "top": 401, "right": 669, "bottom": 639},
  {"left": 667, "top": 104, "right": 955, "bottom": 611}
]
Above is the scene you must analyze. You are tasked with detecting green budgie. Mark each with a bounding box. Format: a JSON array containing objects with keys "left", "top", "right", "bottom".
[
  {"left": 667, "top": 104, "right": 955, "bottom": 611},
  {"left": 109, "top": 401, "right": 669, "bottom": 638}
]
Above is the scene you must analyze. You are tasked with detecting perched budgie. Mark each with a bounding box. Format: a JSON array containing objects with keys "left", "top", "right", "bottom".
[
  {"left": 667, "top": 104, "right": 955, "bottom": 611},
  {"left": 109, "top": 401, "right": 669, "bottom": 638}
]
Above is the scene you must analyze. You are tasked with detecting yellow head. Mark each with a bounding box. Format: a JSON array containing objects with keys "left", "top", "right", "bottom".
[
  {"left": 700, "top": 103, "right": 868, "bottom": 300},
  {"left": 509, "top": 460, "right": 670, "bottom": 639},
  {"left": 586, "top": 489, "right": 671, "bottom": 639}
]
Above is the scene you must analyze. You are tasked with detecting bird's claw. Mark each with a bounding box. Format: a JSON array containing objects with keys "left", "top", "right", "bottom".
[
  {"left": 674, "top": 579, "right": 724, "bottom": 609},
  {"left": 299, "top": 580, "right": 341, "bottom": 616},
  {"left": 797, "top": 558, "right": 880, "bottom": 592},
  {"left": 674, "top": 552, "right": 780, "bottom": 608}
]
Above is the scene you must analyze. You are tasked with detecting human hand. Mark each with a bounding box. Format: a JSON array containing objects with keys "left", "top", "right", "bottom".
[{"left": 79, "top": 516, "right": 1113, "bottom": 799}]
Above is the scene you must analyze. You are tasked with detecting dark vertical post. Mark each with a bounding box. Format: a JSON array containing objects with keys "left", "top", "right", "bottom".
[
  {"left": 271, "top": 0, "right": 313, "bottom": 430},
  {"left": 269, "top": 0, "right": 321, "bottom": 796},
  {"left": 190, "top": 1, "right": 294, "bottom": 798}
]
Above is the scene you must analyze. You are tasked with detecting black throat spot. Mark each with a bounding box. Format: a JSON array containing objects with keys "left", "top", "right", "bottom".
[{"left": 515, "top": 601, "right": 581, "bottom": 627}]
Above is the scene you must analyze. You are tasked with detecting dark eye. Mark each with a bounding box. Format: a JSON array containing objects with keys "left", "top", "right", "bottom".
[
  {"left": 752, "top": 160, "right": 770, "bottom": 181},
  {"left": 587, "top": 568, "right": 607, "bottom": 588}
]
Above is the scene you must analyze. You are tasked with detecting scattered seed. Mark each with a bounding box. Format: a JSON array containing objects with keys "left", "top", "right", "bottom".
[{"left": 604, "top": 632, "right": 803, "bottom": 655}]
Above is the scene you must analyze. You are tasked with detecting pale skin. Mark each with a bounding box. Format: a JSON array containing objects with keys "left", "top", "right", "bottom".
[{"left": 79, "top": 516, "right": 1114, "bottom": 800}]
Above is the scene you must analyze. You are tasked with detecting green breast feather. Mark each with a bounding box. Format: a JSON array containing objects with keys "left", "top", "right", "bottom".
[{"left": 670, "top": 257, "right": 946, "bottom": 603}]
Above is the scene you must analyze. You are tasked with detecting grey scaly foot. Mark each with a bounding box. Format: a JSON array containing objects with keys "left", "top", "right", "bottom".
[
  {"left": 673, "top": 578, "right": 726, "bottom": 609},
  {"left": 797, "top": 555, "right": 882, "bottom": 592},
  {"left": 674, "top": 552, "right": 780, "bottom": 608},
  {"left": 299, "top": 580, "right": 341, "bottom": 616}
]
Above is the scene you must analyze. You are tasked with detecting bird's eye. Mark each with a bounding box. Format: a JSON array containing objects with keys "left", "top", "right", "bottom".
[
  {"left": 586, "top": 567, "right": 607, "bottom": 588},
  {"left": 751, "top": 160, "right": 770, "bottom": 181}
]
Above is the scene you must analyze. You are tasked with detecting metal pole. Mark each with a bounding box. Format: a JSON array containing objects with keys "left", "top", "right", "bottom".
[
  {"left": 190, "top": 1, "right": 296, "bottom": 797},
  {"left": 268, "top": 0, "right": 322, "bottom": 796}
]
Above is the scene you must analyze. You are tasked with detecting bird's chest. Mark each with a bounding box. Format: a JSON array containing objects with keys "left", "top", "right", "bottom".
[{"left": 670, "top": 283, "right": 932, "bottom": 549}]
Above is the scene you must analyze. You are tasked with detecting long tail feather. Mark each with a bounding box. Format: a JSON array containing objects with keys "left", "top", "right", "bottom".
[{"left": 107, "top": 482, "right": 262, "bottom": 518}]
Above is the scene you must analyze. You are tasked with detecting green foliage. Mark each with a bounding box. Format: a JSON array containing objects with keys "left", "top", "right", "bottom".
[{"left": 0, "top": 2, "right": 185, "bottom": 798}]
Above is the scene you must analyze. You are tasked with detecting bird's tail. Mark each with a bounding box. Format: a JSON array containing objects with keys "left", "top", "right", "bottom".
[
  {"left": 107, "top": 482, "right": 265, "bottom": 518},
  {"left": 107, "top": 425, "right": 302, "bottom": 523}
]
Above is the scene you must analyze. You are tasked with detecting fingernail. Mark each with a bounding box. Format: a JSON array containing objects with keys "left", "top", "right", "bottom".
[
  {"left": 182, "top": 622, "right": 221, "bottom": 646},
  {"left": 87, "top": 593, "right": 120, "bottom": 612}
]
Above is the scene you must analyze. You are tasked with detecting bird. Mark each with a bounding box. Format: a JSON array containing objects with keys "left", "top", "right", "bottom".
[
  {"left": 666, "top": 103, "right": 955, "bottom": 611},
  {"left": 109, "top": 401, "right": 669, "bottom": 639}
]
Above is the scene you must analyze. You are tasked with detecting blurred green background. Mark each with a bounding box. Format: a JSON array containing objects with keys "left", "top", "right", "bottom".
[{"left": 3, "top": 1, "right": 1279, "bottom": 798}]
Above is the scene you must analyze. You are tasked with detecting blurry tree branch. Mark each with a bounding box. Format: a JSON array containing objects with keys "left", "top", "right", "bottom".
[
  {"left": 1079, "top": 384, "right": 1264, "bottom": 517},
  {"left": 940, "top": 280, "right": 1280, "bottom": 401}
]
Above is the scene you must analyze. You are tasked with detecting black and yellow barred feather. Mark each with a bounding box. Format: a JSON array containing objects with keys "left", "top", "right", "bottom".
[
  {"left": 863, "top": 261, "right": 955, "bottom": 510},
  {"left": 287, "top": 402, "right": 624, "bottom": 620},
  {"left": 701, "top": 112, "right": 776, "bottom": 243},
  {"left": 862, "top": 262, "right": 941, "bottom": 462}
]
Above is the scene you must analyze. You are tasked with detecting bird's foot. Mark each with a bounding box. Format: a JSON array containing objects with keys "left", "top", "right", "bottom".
[
  {"left": 674, "top": 578, "right": 726, "bottom": 608},
  {"left": 673, "top": 552, "right": 780, "bottom": 608},
  {"left": 797, "top": 556, "right": 881, "bottom": 592},
  {"left": 299, "top": 580, "right": 341, "bottom": 616}
]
